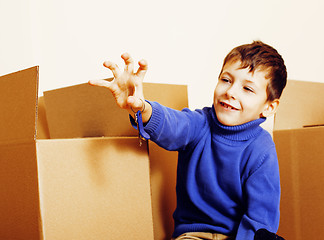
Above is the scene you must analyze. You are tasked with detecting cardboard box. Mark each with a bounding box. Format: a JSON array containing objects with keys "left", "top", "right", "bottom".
[
  {"left": 0, "top": 67, "right": 154, "bottom": 240},
  {"left": 43, "top": 79, "right": 188, "bottom": 240},
  {"left": 273, "top": 80, "right": 324, "bottom": 240},
  {"left": 0, "top": 66, "right": 188, "bottom": 240}
]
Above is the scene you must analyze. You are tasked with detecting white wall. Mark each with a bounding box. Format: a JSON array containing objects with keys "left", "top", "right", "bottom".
[{"left": 1, "top": 0, "right": 324, "bottom": 109}]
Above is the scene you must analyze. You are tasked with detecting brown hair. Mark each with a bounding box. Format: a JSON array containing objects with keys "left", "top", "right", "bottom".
[{"left": 221, "top": 41, "right": 287, "bottom": 101}]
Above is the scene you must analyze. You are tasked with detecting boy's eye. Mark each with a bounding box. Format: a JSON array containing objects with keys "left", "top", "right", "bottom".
[
  {"left": 221, "top": 78, "right": 230, "bottom": 83},
  {"left": 244, "top": 86, "right": 254, "bottom": 93}
]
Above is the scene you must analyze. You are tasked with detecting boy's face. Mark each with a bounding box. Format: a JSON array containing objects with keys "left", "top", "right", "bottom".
[{"left": 214, "top": 60, "right": 274, "bottom": 126}]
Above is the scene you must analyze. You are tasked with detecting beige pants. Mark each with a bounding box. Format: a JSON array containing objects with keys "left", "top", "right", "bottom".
[{"left": 172, "top": 232, "right": 234, "bottom": 240}]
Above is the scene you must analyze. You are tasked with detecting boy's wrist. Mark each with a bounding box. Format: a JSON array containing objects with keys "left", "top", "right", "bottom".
[
  {"left": 141, "top": 101, "right": 152, "bottom": 123},
  {"left": 128, "top": 100, "right": 152, "bottom": 124},
  {"left": 130, "top": 98, "right": 146, "bottom": 114}
]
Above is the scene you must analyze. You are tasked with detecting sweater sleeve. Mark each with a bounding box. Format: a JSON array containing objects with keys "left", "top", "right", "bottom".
[
  {"left": 141, "top": 101, "right": 207, "bottom": 151},
  {"left": 235, "top": 148, "right": 281, "bottom": 240}
]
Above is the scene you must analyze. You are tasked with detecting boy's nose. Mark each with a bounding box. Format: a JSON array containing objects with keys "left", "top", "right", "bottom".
[{"left": 225, "top": 85, "right": 237, "bottom": 99}]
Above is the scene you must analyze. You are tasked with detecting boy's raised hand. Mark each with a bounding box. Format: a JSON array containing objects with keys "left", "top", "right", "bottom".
[{"left": 89, "top": 53, "right": 148, "bottom": 113}]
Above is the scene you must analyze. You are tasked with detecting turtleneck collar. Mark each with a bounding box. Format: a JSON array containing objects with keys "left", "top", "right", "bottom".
[{"left": 210, "top": 106, "right": 266, "bottom": 141}]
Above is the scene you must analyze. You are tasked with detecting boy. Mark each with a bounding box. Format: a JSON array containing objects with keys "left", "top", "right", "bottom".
[{"left": 89, "top": 41, "right": 287, "bottom": 240}]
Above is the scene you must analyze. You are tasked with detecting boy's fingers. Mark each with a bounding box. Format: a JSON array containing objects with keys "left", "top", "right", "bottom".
[
  {"left": 121, "top": 52, "right": 134, "bottom": 73},
  {"left": 136, "top": 59, "right": 148, "bottom": 79},
  {"left": 103, "top": 61, "right": 121, "bottom": 78},
  {"left": 128, "top": 96, "right": 145, "bottom": 111},
  {"left": 88, "top": 79, "right": 113, "bottom": 89}
]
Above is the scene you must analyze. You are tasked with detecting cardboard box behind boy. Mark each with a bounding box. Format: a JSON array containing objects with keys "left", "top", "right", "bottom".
[{"left": 273, "top": 80, "right": 324, "bottom": 240}]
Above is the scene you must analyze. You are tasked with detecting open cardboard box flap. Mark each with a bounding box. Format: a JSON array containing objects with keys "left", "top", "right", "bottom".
[
  {"left": 43, "top": 80, "right": 188, "bottom": 139},
  {"left": 0, "top": 66, "right": 39, "bottom": 143}
]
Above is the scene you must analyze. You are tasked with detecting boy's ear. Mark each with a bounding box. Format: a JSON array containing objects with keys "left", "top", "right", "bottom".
[{"left": 261, "top": 99, "right": 279, "bottom": 118}]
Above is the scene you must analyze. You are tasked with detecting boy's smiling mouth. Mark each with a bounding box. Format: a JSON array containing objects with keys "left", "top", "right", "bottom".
[{"left": 219, "top": 101, "right": 240, "bottom": 111}]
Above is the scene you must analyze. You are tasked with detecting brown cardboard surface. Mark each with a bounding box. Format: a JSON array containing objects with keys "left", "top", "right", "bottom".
[
  {"left": 0, "top": 137, "right": 154, "bottom": 239},
  {"left": 0, "top": 141, "right": 41, "bottom": 239},
  {"left": 37, "top": 137, "right": 153, "bottom": 240},
  {"left": 36, "top": 96, "right": 50, "bottom": 139},
  {"left": 143, "top": 82, "right": 188, "bottom": 111},
  {"left": 43, "top": 81, "right": 188, "bottom": 139},
  {"left": 274, "top": 127, "right": 324, "bottom": 240},
  {"left": 0, "top": 66, "right": 38, "bottom": 143},
  {"left": 274, "top": 80, "right": 324, "bottom": 130}
]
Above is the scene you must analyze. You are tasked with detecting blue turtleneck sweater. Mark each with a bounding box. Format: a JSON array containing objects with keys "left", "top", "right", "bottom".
[{"left": 141, "top": 101, "right": 280, "bottom": 240}]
